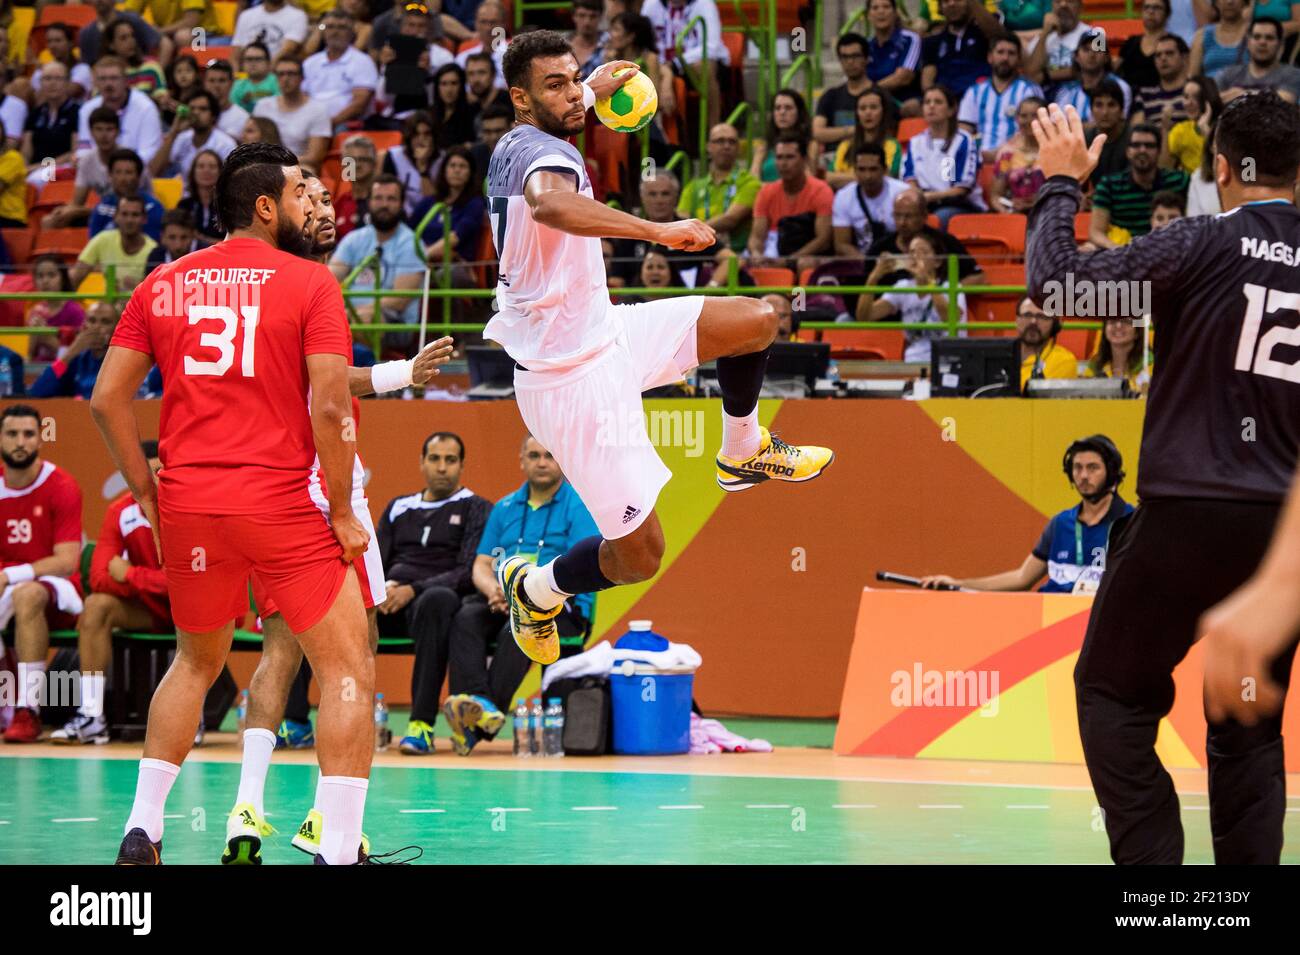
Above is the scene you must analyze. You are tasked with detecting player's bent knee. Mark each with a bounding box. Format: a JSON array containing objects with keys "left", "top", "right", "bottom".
[
  {"left": 11, "top": 582, "right": 49, "bottom": 616},
  {"left": 78, "top": 593, "right": 118, "bottom": 628}
]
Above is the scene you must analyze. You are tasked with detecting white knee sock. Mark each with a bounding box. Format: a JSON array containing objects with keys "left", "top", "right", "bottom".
[
  {"left": 720, "top": 408, "right": 761, "bottom": 461},
  {"left": 236, "top": 728, "right": 277, "bottom": 816},
  {"left": 16, "top": 661, "right": 45, "bottom": 711},
  {"left": 80, "top": 672, "right": 106, "bottom": 719},
  {"left": 124, "top": 758, "right": 181, "bottom": 843},
  {"left": 318, "top": 775, "right": 369, "bottom": 865},
  {"left": 522, "top": 559, "right": 568, "bottom": 612}
]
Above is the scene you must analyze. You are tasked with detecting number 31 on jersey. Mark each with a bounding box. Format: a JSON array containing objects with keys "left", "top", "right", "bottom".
[{"left": 184, "top": 305, "right": 259, "bottom": 378}]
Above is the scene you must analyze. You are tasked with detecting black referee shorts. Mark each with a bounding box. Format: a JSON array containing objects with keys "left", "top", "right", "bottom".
[{"left": 1074, "top": 497, "right": 1296, "bottom": 865}]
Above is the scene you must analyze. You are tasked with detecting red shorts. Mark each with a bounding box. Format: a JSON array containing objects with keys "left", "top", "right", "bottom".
[
  {"left": 37, "top": 580, "right": 79, "bottom": 631},
  {"left": 159, "top": 500, "right": 350, "bottom": 635}
]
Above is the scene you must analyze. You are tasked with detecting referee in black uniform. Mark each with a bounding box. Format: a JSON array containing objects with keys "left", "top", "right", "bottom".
[{"left": 1025, "top": 93, "right": 1300, "bottom": 865}]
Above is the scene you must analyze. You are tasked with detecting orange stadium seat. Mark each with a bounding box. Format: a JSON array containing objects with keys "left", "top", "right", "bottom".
[
  {"left": 1104, "top": 18, "right": 1144, "bottom": 49},
  {"left": 897, "top": 117, "right": 926, "bottom": 146},
  {"left": 747, "top": 267, "right": 795, "bottom": 288},
  {"left": 30, "top": 4, "right": 97, "bottom": 54},
  {"left": 31, "top": 227, "right": 90, "bottom": 261},
  {"left": 1075, "top": 211, "right": 1092, "bottom": 243},
  {"left": 183, "top": 46, "right": 234, "bottom": 65},
  {"left": 948, "top": 212, "right": 1027, "bottom": 267},
  {"left": 722, "top": 31, "right": 745, "bottom": 68},
  {"left": 966, "top": 262, "right": 1025, "bottom": 336},
  {"left": 33, "top": 179, "right": 76, "bottom": 211},
  {"left": 586, "top": 120, "right": 630, "bottom": 198},
  {"left": 1, "top": 228, "right": 35, "bottom": 266},
  {"left": 332, "top": 130, "right": 403, "bottom": 156},
  {"left": 819, "top": 327, "right": 903, "bottom": 360}
]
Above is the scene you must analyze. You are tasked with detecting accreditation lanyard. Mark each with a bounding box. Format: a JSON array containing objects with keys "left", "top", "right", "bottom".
[
  {"left": 1074, "top": 516, "right": 1084, "bottom": 566},
  {"left": 701, "top": 169, "right": 740, "bottom": 221},
  {"left": 516, "top": 498, "right": 556, "bottom": 560}
]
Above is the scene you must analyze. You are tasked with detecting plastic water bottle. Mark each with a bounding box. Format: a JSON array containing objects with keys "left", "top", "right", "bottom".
[
  {"left": 374, "top": 693, "right": 390, "bottom": 751},
  {"left": 513, "top": 698, "right": 531, "bottom": 758},
  {"left": 528, "top": 697, "right": 543, "bottom": 756},
  {"left": 543, "top": 697, "right": 565, "bottom": 758},
  {"left": 236, "top": 689, "right": 249, "bottom": 737}
]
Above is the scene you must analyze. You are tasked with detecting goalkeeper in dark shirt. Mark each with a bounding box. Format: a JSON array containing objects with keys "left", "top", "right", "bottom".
[{"left": 1025, "top": 94, "right": 1300, "bottom": 865}]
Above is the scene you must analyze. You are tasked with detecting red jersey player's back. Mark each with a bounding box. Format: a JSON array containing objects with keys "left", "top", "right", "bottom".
[
  {"left": 0, "top": 460, "right": 83, "bottom": 583},
  {"left": 112, "top": 238, "right": 352, "bottom": 513}
]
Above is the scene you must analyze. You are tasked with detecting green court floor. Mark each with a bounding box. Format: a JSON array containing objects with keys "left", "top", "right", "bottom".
[{"left": 4, "top": 756, "right": 1298, "bottom": 864}]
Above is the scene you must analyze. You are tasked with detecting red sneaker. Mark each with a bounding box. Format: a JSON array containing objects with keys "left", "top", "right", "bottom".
[{"left": 3, "top": 707, "right": 41, "bottom": 743}]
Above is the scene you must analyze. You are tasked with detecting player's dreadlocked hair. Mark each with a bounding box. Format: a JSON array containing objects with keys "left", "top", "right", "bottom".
[
  {"left": 1215, "top": 89, "right": 1300, "bottom": 187},
  {"left": 502, "top": 29, "right": 574, "bottom": 91},
  {"left": 216, "top": 142, "right": 300, "bottom": 231}
]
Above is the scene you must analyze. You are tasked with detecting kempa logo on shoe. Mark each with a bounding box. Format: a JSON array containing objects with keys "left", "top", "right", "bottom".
[{"left": 49, "top": 886, "right": 152, "bottom": 935}]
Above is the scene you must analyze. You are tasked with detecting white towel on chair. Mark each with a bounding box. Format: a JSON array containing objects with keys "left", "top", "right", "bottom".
[
  {"left": 0, "top": 576, "right": 83, "bottom": 630},
  {"left": 540, "top": 640, "right": 702, "bottom": 691}
]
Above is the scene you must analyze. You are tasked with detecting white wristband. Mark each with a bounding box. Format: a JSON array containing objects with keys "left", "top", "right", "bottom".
[
  {"left": 370, "top": 359, "right": 414, "bottom": 394},
  {"left": 582, "top": 81, "right": 596, "bottom": 111},
  {"left": 6, "top": 563, "right": 34, "bottom": 584}
]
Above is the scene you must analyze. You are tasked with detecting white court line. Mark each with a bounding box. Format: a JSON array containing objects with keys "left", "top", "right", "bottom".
[
  {"left": 1183, "top": 806, "right": 1210, "bottom": 812},
  {"left": 658, "top": 804, "right": 704, "bottom": 810},
  {"left": 1288, "top": 808, "right": 1300, "bottom": 813},
  {"left": 919, "top": 804, "right": 963, "bottom": 810},
  {"left": 52, "top": 817, "right": 98, "bottom": 823},
  {"left": 164, "top": 814, "right": 184, "bottom": 819},
  {"left": 486, "top": 807, "right": 531, "bottom": 813},
  {"left": 1006, "top": 805, "right": 1050, "bottom": 810},
  {"left": 745, "top": 804, "right": 791, "bottom": 809},
  {"left": 832, "top": 803, "right": 877, "bottom": 809},
  {"left": 399, "top": 808, "right": 446, "bottom": 814},
  {"left": 0, "top": 820, "right": 9, "bottom": 825},
  {"left": 571, "top": 806, "right": 619, "bottom": 811}
]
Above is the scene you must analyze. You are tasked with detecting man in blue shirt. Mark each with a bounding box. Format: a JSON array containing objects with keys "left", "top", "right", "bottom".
[
  {"left": 920, "top": 0, "right": 999, "bottom": 100},
  {"left": 87, "top": 149, "right": 165, "bottom": 241},
  {"left": 30, "top": 302, "right": 117, "bottom": 399},
  {"left": 441, "top": 435, "right": 601, "bottom": 756},
  {"left": 920, "top": 435, "right": 1134, "bottom": 593}
]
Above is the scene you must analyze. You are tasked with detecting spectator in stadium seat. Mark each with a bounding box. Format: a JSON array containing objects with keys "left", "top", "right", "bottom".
[
  {"left": 30, "top": 301, "right": 126, "bottom": 397},
  {"left": 865, "top": 0, "right": 924, "bottom": 112},
  {"left": 177, "top": 148, "right": 223, "bottom": 244},
  {"left": 145, "top": 208, "right": 197, "bottom": 274},
  {"left": 149, "top": 90, "right": 237, "bottom": 181},
  {"left": 1160, "top": 73, "right": 1219, "bottom": 174},
  {"left": 829, "top": 88, "right": 904, "bottom": 187},
  {"left": 919, "top": 435, "right": 1133, "bottom": 594},
  {"left": 104, "top": 17, "right": 167, "bottom": 97},
  {"left": 603, "top": 12, "right": 669, "bottom": 122},
  {"left": 999, "top": 0, "right": 1049, "bottom": 32},
  {"left": 1084, "top": 79, "right": 1131, "bottom": 185},
  {"left": 80, "top": 0, "right": 167, "bottom": 70},
  {"left": 43, "top": 108, "right": 130, "bottom": 229},
  {"left": 412, "top": 144, "right": 484, "bottom": 266},
  {"left": 122, "top": 0, "right": 222, "bottom": 59},
  {"left": 1089, "top": 123, "right": 1187, "bottom": 247},
  {"left": 1185, "top": 110, "right": 1221, "bottom": 215},
  {"left": 329, "top": 174, "right": 426, "bottom": 330},
  {"left": 233, "top": 0, "right": 309, "bottom": 70},
  {"left": 22, "top": 62, "right": 82, "bottom": 178},
  {"left": 464, "top": 51, "right": 513, "bottom": 125},
  {"left": 374, "top": 3, "right": 452, "bottom": 121},
  {"left": 988, "top": 95, "right": 1047, "bottom": 213},
  {"left": 454, "top": 0, "right": 508, "bottom": 88},
  {"left": 1189, "top": 0, "right": 1250, "bottom": 78},
  {"left": 156, "top": 54, "right": 202, "bottom": 127},
  {"left": 253, "top": 57, "right": 331, "bottom": 170},
  {"left": 813, "top": 32, "right": 874, "bottom": 151},
  {"left": 748, "top": 134, "right": 834, "bottom": 273},
  {"left": 833, "top": 142, "right": 910, "bottom": 255},
  {"left": 71, "top": 198, "right": 158, "bottom": 293},
  {"left": 51, "top": 440, "right": 169, "bottom": 745},
  {"left": 0, "top": 342, "right": 22, "bottom": 396},
  {"left": 766, "top": 291, "right": 800, "bottom": 340},
  {"left": 0, "top": 404, "right": 84, "bottom": 744},
  {"left": 443, "top": 434, "right": 599, "bottom": 755},
  {"left": 1015, "top": 296, "right": 1078, "bottom": 392},
  {"left": 958, "top": 32, "right": 1043, "bottom": 163},
  {"left": 569, "top": 0, "right": 606, "bottom": 78},
  {"left": 1053, "top": 31, "right": 1134, "bottom": 120},
  {"left": 1085, "top": 316, "right": 1152, "bottom": 391},
  {"left": 922, "top": 0, "right": 1001, "bottom": 100},
  {"left": 857, "top": 230, "right": 968, "bottom": 363},
  {"left": 26, "top": 255, "right": 85, "bottom": 364},
  {"left": 1149, "top": 187, "right": 1185, "bottom": 228},
  {"left": 0, "top": 136, "right": 24, "bottom": 228},
  {"left": 383, "top": 109, "right": 440, "bottom": 215},
  {"left": 89, "top": 148, "right": 164, "bottom": 240},
  {"left": 903, "top": 85, "right": 987, "bottom": 228},
  {"left": 1216, "top": 16, "right": 1300, "bottom": 101},
  {"left": 868, "top": 188, "right": 985, "bottom": 284},
  {"left": 203, "top": 61, "right": 253, "bottom": 141},
  {"left": 232, "top": 45, "right": 279, "bottom": 115},
  {"left": 679, "top": 122, "right": 761, "bottom": 253},
  {"left": 640, "top": 0, "right": 727, "bottom": 126},
  {"left": 1117, "top": 0, "right": 1174, "bottom": 91},
  {"left": 333, "top": 133, "right": 377, "bottom": 238},
  {"left": 1025, "top": 0, "right": 1093, "bottom": 91},
  {"left": 1131, "top": 33, "right": 1190, "bottom": 123},
  {"left": 376, "top": 430, "right": 491, "bottom": 755},
  {"left": 33, "top": 24, "right": 93, "bottom": 101},
  {"left": 431, "top": 62, "right": 477, "bottom": 148},
  {"left": 77, "top": 57, "right": 164, "bottom": 166},
  {"left": 371, "top": 0, "right": 448, "bottom": 59},
  {"left": 750, "top": 88, "right": 819, "bottom": 184},
  {"left": 241, "top": 115, "right": 283, "bottom": 145},
  {"left": 468, "top": 101, "right": 512, "bottom": 182}
]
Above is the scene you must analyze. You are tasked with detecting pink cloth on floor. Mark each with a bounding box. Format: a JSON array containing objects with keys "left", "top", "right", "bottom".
[{"left": 688, "top": 713, "right": 773, "bottom": 754}]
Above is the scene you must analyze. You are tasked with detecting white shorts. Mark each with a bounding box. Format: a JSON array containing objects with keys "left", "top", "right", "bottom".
[
  {"left": 513, "top": 296, "right": 704, "bottom": 540},
  {"left": 307, "top": 479, "right": 387, "bottom": 610}
]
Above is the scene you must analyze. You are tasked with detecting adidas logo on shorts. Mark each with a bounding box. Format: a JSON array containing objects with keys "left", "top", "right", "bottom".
[{"left": 622, "top": 506, "right": 641, "bottom": 524}]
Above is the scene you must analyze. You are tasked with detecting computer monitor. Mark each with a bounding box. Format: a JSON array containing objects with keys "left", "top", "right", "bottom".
[
  {"left": 930, "top": 339, "right": 1020, "bottom": 397},
  {"left": 466, "top": 345, "right": 517, "bottom": 398},
  {"left": 765, "top": 341, "right": 831, "bottom": 391}
]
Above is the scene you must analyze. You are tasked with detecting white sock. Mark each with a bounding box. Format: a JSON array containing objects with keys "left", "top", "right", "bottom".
[
  {"left": 80, "top": 672, "right": 106, "bottom": 719},
  {"left": 522, "top": 558, "right": 568, "bottom": 612},
  {"left": 318, "top": 775, "right": 369, "bottom": 865},
  {"left": 236, "top": 728, "right": 277, "bottom": 816},
  {"left": 720, "top": 408, "right": 761, "bottom": 461},
  {"left": 312, "top": 772, "right": 325, "bottom": 815},
  {"left": 124, "top": 758, "right": 180, "bottom": 843},
  {"left": 16, "top": 661, "right": 45, "bottom": 711}
]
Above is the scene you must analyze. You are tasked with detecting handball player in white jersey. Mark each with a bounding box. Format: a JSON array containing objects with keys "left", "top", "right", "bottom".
[{"left": 486, "top": 31, "right": 834, "bottom": 665}]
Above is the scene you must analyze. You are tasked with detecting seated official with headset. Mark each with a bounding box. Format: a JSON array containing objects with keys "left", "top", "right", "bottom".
[{"left": 920, "top": 435, "right": 1134, "bottom": 594}]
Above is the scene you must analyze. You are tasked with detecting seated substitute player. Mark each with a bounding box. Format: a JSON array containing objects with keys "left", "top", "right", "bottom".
[
  {"left": 91, "top": 143, "right": 395, "bottom": 867},
  {"left": 0, "top": 405, "right": 86, "bottom": 744},
  {"left": 225, "top": 176, "right": 453, "bottom": 864},
  {"left": 920, "top": 436, "right": 1134, "bottom": 594},
  {"left": 51, "top": 441, "right": 169, "bottom": 745},
  {"left": 486, "top": 32, "right": 835, "bottom": 666}
]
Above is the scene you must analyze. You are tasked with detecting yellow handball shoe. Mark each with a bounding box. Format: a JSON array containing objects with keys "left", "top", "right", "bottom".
[
  {"left": 497, "top": 555, "right": 561, "bottom": 665},
  {"left": 715, "top": 426, "right": 834, "bottom": 492},
  {"left": 222, "top": 801, "right": 275, "bottom": 865}
]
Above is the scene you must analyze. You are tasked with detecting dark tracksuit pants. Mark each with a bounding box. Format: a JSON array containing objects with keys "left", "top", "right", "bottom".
[
  {"left": 376, "top": 585, "right": 462, "bottom": 725},
  {"left": 448, "top": 594, "right": 586, "bottom": 729},
  {"left": 1075, "top": 498, "right": 1296, "bottom": 864}
]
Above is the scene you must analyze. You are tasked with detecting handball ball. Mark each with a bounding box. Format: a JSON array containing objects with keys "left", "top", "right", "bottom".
[{"left": 595, "top": 68, "right": 658, "bottom": 133}]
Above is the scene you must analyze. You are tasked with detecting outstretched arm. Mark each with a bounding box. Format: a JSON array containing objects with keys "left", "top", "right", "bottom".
[
  {"left": 90, "top": 346, "right": 161, "bottom": 559},
  {"left": 524, "top": 170, "right": 716, "bottom": 250},
  {"left": 348, "top": 336, "right": 455, "bottom": 396}
]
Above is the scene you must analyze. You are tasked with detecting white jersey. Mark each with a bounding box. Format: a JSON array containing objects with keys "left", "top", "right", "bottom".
[{"left": 483, "top": 124, "right": 616, "bottom": 372}]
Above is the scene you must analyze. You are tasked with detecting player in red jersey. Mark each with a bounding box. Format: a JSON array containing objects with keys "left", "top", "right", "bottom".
[
  {"left": 50, "top": 440, "right": 167, "bottom": 746},
  {"left": 0, "top": 404, "right": 85, "bottom": 744},
  {"left": 91, "top": 143, "right": 379, "bottom": 866},
  {"left": 225, "top": 176, "right": 453, "bottom": 864}
]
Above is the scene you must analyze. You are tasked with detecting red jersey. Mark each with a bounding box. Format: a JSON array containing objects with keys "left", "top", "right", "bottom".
[
  {"left": 90, "top": 493, "right": 169, "bottom": 622},
  {"left": 0, "top": 461, "right": 83, "bottom": 582},
  {"left": 111, "top": 238, "right": 353, "bottom": 514}
]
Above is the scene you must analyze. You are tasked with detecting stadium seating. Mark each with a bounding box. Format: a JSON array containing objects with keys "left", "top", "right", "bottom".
[
  {"left": 966, "top": 262, "right": 1025, "bottom": 337},
  {"left": 30, "top": 4, "right": 97, "bottom": 54},
  {"left": 1075, "top": 211, "right": 1092, "bottom": 243},
  {"left": 1104, "top": 18, "right": 1144, "bottom": 49},
  {"left": 32, "top": 228, "right": 91, "bottom": 262},
  {"left": 1, "top": 228, "right": 35, "bottom": 266},
  {"left": 819, "top": 327, "right": 903, "bottom": 360},
  {"left": 948, "top": 213, "right": 1027, "bottom": 268},
  {"left": 897, "top": 117, "right": 926, "bottom": 146},
  {"left": 181, "top": 45, "right": 234, "bottom": 64},
  {"left": 748, "top": 266, "right": 796, "bottom": 287},
  {"left": 331, "top": 130, "right": 403, "bottom": 156},
  {"left": 213, "top": 0, "right": 238, "bottom": 36},
  {"left": 152, "top": 178, "right": 183, "bottom": 210}
]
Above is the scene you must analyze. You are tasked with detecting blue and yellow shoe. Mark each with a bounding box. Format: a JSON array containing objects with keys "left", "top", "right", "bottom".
[
  {"left": 275, "top": 718, "right": 315, "bottom": 750},
  {"left": 292, "top": 807, "right": 373, "bottom": 859},
  {"left": 497, "top": 555, "right": 561, "bottom": 664},
  {"left": 399, "top": 719, "right": 435, "bottom": 755},
  {"left": 715, "top": 426, "right": 834, "bottom": 493},
  {"left": 221, "top": 801, "right": 275, "bottom": 865},
  {"left": 442, "top": 694, "right": 504, "bottom": 756}
]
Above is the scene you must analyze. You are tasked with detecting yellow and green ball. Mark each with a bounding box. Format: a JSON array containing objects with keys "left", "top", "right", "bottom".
[{"left": 595, "top": 69, "right": 658, "bottom": 133}]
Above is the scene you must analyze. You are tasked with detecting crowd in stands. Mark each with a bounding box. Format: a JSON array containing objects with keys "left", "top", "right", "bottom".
[{"left": 0, "top": 0, "right": 1296, "bottom": 396}]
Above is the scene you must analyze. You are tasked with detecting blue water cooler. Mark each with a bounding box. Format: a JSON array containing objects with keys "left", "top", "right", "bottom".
[{"left": 609, "top": 620, "right": 695, "bottom": 755}]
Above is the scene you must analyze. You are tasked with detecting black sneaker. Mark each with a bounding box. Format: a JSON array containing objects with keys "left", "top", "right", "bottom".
[{"left": 115, "top": 827, "right": 162, "bottom": 865}]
